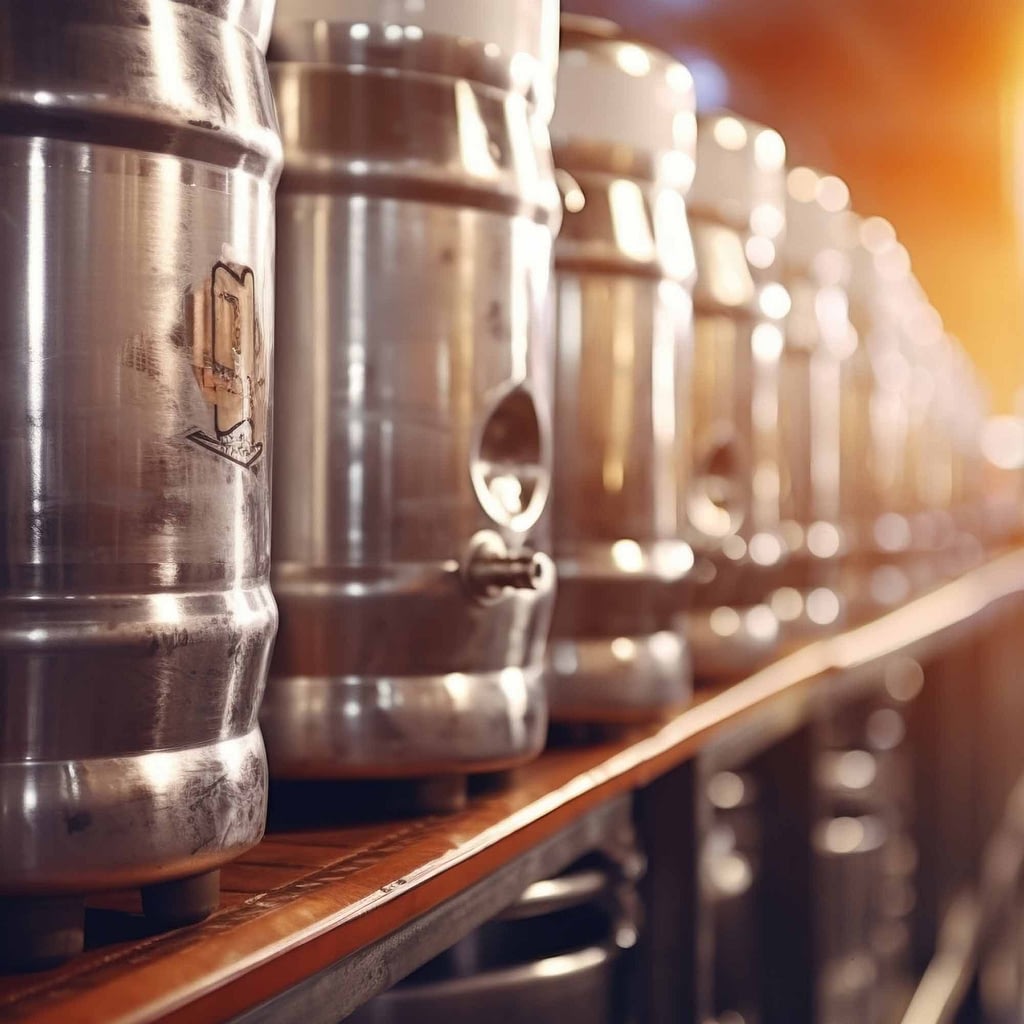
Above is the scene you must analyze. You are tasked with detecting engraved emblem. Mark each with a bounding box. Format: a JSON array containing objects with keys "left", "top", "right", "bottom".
[{"left": 187, "top": 261, "right": 266, "bottom": 469}]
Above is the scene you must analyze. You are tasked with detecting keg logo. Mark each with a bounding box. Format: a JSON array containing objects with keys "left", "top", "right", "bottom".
[{"left": 187, "top": 261, "right": 266, "bottom": 469}]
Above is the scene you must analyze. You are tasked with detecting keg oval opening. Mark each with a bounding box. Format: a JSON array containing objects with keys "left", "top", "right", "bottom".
[
  {"left": 471, "top": 385, "right": 549, "bottom": 534},
  {"left": 688, "top": 431, "right": 745, "bottom": 540}
]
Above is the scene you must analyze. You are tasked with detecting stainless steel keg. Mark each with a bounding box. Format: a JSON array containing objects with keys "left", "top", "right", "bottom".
[
  {"left": 263, "top": 0, "right": 560, "bottom": 789},
  {"left": 770, "top": 167, "right": 854, "bottom": 639},
  {"left": 701, "top": 770, "right": 761, "bottom": 1024},
  {"left": 682, "top": 113, "right": 790, "bottom": 677},
  {"left": 0, "top": 0, "right": 280, "bottom": 967},
  {"left": 842, "top": 218, "right": 920, "bottom": 615},
  {"left": 348, "top": 850, "right": 641, "bottom": 1024},
  {"left": 941, "top": 340, "right": 986, "bottom": 571},
  {"left": 814, "top": 814, "right": 888, "bottom": 1024},
  {"left": 544, "top": 18, "right": 696, "bottom": 724}
]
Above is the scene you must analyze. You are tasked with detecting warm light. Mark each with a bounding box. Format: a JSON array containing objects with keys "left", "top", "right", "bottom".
[
  {"left": 758, "top": 282, "right": 791, "bottom": 320},
  {"left": 860, "top": 215, "right": 896, "bottom": 252},
  {"left": 454, "top": 80, "right": 498, "bottom": 178},
  {"left": 750, "top": 202, "right": 785, "bottom": 239},
  {"left": 751, "top": 322, "right": 785, "bottom": 361},
  {"left": 817, "top": 174, "right": 850, "bottom": 212},
  {"left": 713, "top": 115, "right": 748, "bottom": 151},
  {"left": 745, "top": 604, "right": 778, "bottom": 641},
  {"left": 611, "top": 637, "right": 637, "bottom": 661},
  {"left": 874, "top": 512, "right": 911, "bottom": 551},
  {"left": 806, "top": 587, "right": 840, "bottom": 625},
  {"left": 611, "top": 538, "right": 645, "bottom": 573},
  {"left": 709, "top": 606, "right": 741, "bottom": 637},
  {"left": 745, "top": 234, "right": 776, "bottom": 269},
  {"left": 666, "top": 63, "right": 694, "bottom": 93},
  {"left": 806, "top": 521, "right": 841, "bottom": 559},
  {"left": 722, "top": 534, "right": 747, "bottom": 560},
  {"left": 660, "top": 148, "right": 696, "bottom": 191},
  {"left": 609, "top": 179, "right": 656, "bottom": 261},
  {"left": 657, "top": 541, "right": 695, "bottom": 577},
  {"left": 821, "top": 816, "right": 866, "bottom": 854},
  {"left": 564, "top": 187, "right": 585, "bottom": 214},
  {"left": 867, "top": 708, "right": 905, "bottom": 750},
  {"left": 650, "top": 630, "right": 683, "bottom": 662},
  {"left": 708, "top": 771, "right": 747, "bottom": 809},
  {"left": 876, "top": 242, "right": 911, "bottom": 280},
  {"left": 770, "top": 587, "right": 804, "bottom": 622},
  {"left": 753, "top": 128, "right": 786, "bottom": 171},
  {"left": 885, "top": 657, "right": 924, "bottom": 702},
  {"left": 615, "top": 43, "right": 652, "bottom": 77},
  {"left": 748, "top": 531, "right": 783, "bottom": 566},
  {"left": 834, "top": 750, "right": 877, "bottom": 790},
  {"left": 981, "top": 415, "right": 1024, "bottom": 469},
  {"left": 700, "top": 224, "right": 755, "bottom": 307},
  {"left": 655, "top": 188, "right": 696, "bottom": 279},
  {"left": 708, "top": 851, "right": 753, "bottom": 895},
  {"left": 787, "top": 166, "right": 819, "bottom": 202}
]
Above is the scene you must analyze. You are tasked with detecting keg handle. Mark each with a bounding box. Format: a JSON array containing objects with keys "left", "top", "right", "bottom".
[{"left": 462, "top": 531, "right": 553, "bottom": 602}]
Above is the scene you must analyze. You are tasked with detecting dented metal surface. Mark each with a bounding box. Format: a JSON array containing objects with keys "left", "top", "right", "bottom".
[{"left": 0, "top": 0, "right": 280, "bottom": 950}]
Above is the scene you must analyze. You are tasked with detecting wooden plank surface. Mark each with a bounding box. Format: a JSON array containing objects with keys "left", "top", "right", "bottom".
[{"left": 2, "top": 551, "right": 1023, "bottom": 1024}]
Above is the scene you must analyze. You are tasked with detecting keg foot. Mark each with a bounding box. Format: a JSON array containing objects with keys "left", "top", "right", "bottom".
[
  {"left": 469, "top": 768, "right": 516, "bottom": 795},
  {"left": 0, "top": 895, "right": 85, "bottom": 971},
  {"left": 414, "top": 775, "right": 468, "bottom": 814},
  {"left": 547, "top": 721, "right": 624, "bottom": 746},
  {"left": 141, "top": 870, "right": 220, "bottom": 928}
]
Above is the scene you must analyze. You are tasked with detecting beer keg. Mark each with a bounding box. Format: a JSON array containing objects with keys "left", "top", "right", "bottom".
[
  {"left": 839, "top": 216, "right": 908, "bottom": 616},
  {"left": 0, "top": 0, "right": 280, "bottom": 967},
  {"left": 769, "top": 167, "right": 854, "bottom": 639},
  {"left": 264, "top": 0, "right": 559, "bottom": 795},
  {"left": 682, "top": 113, "right": 790, "bottom": 678},
  {"left": 348, "top": 849, "right": 641, "bottom": 1024},
  {"left": 544, "top": 17, "right": 696, "bottom": 724}
]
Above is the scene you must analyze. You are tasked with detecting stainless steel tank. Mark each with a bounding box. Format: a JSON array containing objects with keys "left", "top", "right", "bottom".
[
  {"left": 814, "top": 814, "right": 888, "bottom": 1024},
  {"left": 842, "top": 217, "right": 918, "bottom": 617},
  {"left": 0, "top": 0, "right": 280, "bottom": 968},
  {"left": 682, "top": 113, "right": 790, "bottom": 678},
  {"left": 701, "top": 770, "right": 761, "bottom": 1024},
  {"left": 544, "top": 17, "right": 696, "bottom": 724},
  {"left": 770, "top": 167, "right": 854, "bottom": 639},
  {"left": 263, "top": 0, "right": 560, "bottom": 795},
  {"left": 348, "top": 848, "right": 642, "bottom": 1024}
]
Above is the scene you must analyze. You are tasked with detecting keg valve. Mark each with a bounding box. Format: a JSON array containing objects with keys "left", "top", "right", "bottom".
[{"left": 463, "top": 531, "right": 553, "bottom": 601}]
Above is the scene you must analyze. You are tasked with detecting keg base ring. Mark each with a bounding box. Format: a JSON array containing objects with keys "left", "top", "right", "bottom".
[
  {"left": 141, "top": 870, "right": 221, "bottom": 930},
  {"left": 0, "top": 895, "right": 85, "bottom": 972},
  {"left": 261, "top": 667, "right": 547, "bottom": 781}
]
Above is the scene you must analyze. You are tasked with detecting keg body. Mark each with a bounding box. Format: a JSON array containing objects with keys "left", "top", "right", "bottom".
[
  {"left": 681, "top": 113, "right": 789, "bottom": 676},
  {"left": 545, "top": 18, "right": 697, "bottom": 722},
  {"left": 265, "top": 6, "right": 560, "bottom": 777},
  {"left": 0, "top": 0, "right": 280, "bottom": 900}
]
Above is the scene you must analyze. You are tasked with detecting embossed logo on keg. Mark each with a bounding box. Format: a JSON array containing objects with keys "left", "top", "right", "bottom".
[{"left": 187, "top": 261, "right": 266, "bottom": 469}]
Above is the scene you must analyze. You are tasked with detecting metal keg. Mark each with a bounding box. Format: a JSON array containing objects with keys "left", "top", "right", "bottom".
[
  {"left": 941, "top": 341, "right": 986, "bottom": 571},
  {"left": 813, "top": 814, "right": 888, "bottom": 1024},
  {"left": 840, "top": 216, "right": 914, "bottom": 617},
  {"left": 701, "top": 770, "right": 761, "bottom": 1024},
  {"left": 263, "top": 0, "right": 560, "bottom": 791},
  {"left": 682, "top": 113, "right": 790, "bottom": 678},
  {"left": 769, "top": 167, "right": 853, "bottom": 640},
  {"left": 544, "top": 17, "right": 696, "bottom": 724},
  {"left": 0, "top": 0, "right": 280, "bottom": 968},
  {"left": 348, "top": 851, "right": 641, "bottom": 1024}
]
